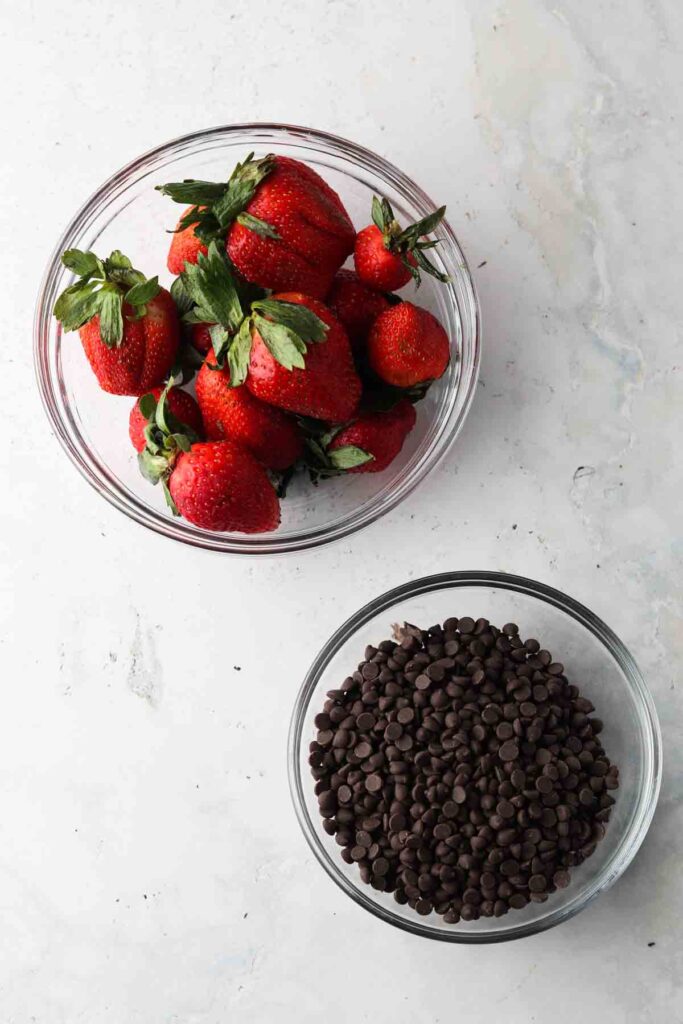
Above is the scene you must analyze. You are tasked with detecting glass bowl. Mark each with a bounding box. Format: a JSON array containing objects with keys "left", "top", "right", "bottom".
[
  {"left": 34, "top": 123, "right": 480, "bottom": 554},
  {"left": 288, "top": 571, "right": 661, "bottom": 943}
]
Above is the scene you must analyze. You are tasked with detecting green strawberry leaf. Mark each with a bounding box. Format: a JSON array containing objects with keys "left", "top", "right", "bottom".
[
  {"left": 209, "top": 324, "right": 231, "bottom": 365},
  {"left": 398, "top": 205, "right": 446, "bottom": 246},
  {"left": 138, "top": 392, "right": 157, "bottom": 421},
  {"left": 253, "top": 315, "right": 306, "bottom": 371},
  {"left": 98, "top": 288, "right": 124, "bottom": 347},
  {"left": 125, "top": 275, "right": 160, "bottom": 313},
  {"left": 181, "top": 241, "right": 243, "bottom": 331},
  {"left": 61, "top": 249, "right": 102, "bottom": 277},
  {"left": 235, "top": 212, "right": 280, "bottom": 239},
  {"left": 106, "top": 250, "right": 133, "bottom": 271},
  {"left": 55, "top": 247, "right": 158, "bottom": 340},
  {"left": 138, "top": 448, "right": 170, "bottom": 484},
  {"left": 181, "top": 307, "right": 211, "bottom": 325},
  {"left": 304, "top": 437, "right": 329, "bottom": 466},
  {"left": 161, "top": 478, "right": 179, "bottom": 515},
  {"left": 191, "top": 213, "right": 224, "bottom": 244},
  {"left": 212, "top": 153, "right": 275, "bottom": 228},
  {"left": 143, "top": 420, "right": 160, "bottom": 454},
  {"left": 151, "top": 379, "right": 198, "bottom": 443},
  {"left": 103, "top": 251, "right": 144, "bottom": 290},
  {"left": 227, "top": 318, "right": 253, "bottom": 387},
  {"left": 137, "top": 381, "right": 199, "bottom": 493},
  {"left": 371, "top": 195, "right": 395, "bottom": 235},
  {"left": 170, "top": 433, "right": 192, "bottom": 453},
  {"left": 251, "top": 299, "right": 328, "bottom": 343},
  {"left": 156, "top": 180, "right": 233, "bottom": 205},
  {"left": 53, "top": 281, "right": 102, "bottom": 332},
  {"left": 170, "top": 275, "right": 195, "bottom": 316},
  {"left": 412, "top": 247, "right": 450, "bottom": 283},
  {"left": 154, "top": 384, "right": 173, "bottom": 434},
  {"left": 158, "top": 155, "right": 276, "bottom": 249},
  {"left": 319, "top": 425, "right": 343, "bottom": 448},
  {"left": 327, "top": 445, "right": 374, "bottom": 470},
  {"left": 400, "top": 253, "right": 422, "bottom": 286}
]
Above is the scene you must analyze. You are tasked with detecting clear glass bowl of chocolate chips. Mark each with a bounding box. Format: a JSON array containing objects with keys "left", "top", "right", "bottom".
[{"left": 289, "top": 571, "right": 661, "bottom": 943}]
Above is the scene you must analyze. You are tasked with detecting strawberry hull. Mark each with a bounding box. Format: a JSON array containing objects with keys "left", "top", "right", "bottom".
[
  {"left": 246, "top": 293, "right": 362, "bottom": 422},
  {"left": 129, "top": 386, "right": 203, "bottom": 453}
]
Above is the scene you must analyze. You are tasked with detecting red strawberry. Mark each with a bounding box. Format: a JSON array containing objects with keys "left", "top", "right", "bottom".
[
  {"left": 129, "top": 385, "right": 203, "bottom": 453},
  {"left": 354, "top": 197, "right": 449, "bottom": 292},
  {"left": 246, "top": 293, "right": 361, "bottom": 422},
  {"left": 196, "top": 350, "right": 302, "bottom": 470},
  {"left": 328, "top": 399, "right": 417, "bottom": 473},
  {"left": 158, "top": 154, "right": 355, "bottom": 299},
  {"left": 326, "top": 269, "right": 391, "bottom": 351},
  {"left": 54, "top": 249, "right": 179, "bottom": 396},
  {"left": 167, "top": 209, "right": 208, "bottom": 276},
  {"left": 190, "top": 321, "right": 213, "bottom": 354},
  {"left": 367, "top": 302, "right": 450, "bottom": 387},
  {"left": 168, "top": 440, "right": 280, "bottom": 533}
]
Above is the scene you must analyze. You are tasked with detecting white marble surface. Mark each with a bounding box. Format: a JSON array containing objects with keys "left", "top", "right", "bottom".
[{"left": 1, "top": 0, "right": 682, "bottom": 1020}]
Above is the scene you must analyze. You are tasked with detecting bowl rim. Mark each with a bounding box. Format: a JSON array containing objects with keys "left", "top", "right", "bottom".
[
  {"left": 33, "top": 122, "right": 481, "bottom": 554},
  {"left": 287, "top": 570, "right": 662, "bottom": 943}
]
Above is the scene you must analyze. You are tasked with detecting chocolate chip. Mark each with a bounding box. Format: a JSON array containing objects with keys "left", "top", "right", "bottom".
[{"left": 498, "top": 741, "right": 519, "bottom": 762}]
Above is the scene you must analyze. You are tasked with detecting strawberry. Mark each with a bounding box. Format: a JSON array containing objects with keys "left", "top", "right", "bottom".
[
  {"left": 136, "top": 383, "right": 279, "bottom": 533},
  {"left": 327, "top": 399, "right": 417, "bottom": 473},
  {"left": 196, "top": 349, "right": 302, "bottom": 470},
  {"left": 326, "top": 269, "right": 391, "bottom": 351},
  {"left": 367, "top": 301, "right": 450, "bottom": 388},
  {"left": 53, "top": 249, "right": 179, "bottom": 395},
  {"left": 354, "top": 197, "right": 449, "bottom": 292},
  {"left": 158, "top": 154, "right": 355, "bottom": 299},
  {"left": 190, "top": 322, "right": 213, "bottom": 355},
  {"left": 129, "top": 385, "right": 203, "bottom": 453},
  {"left": 167, "top": 210, "right": 208, "bottom": 276},
  {"left": 168, "top": 441, "right": 280, "bottom": 533},
  {"left": 179, "top": 242, "right": 361, "bottom": 423},
  {"left": 246, "top": 293, "right": 360, "bottom": 422}
]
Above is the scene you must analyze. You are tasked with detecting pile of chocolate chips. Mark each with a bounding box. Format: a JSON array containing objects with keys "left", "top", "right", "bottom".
[{"left": 309, "top": 616, "right": 619, "bottom": 923}]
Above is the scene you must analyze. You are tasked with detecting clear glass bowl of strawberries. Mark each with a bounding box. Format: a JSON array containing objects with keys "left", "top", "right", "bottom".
[{"left": 34, "top": 124, "right": 480, "bottom": 553}]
